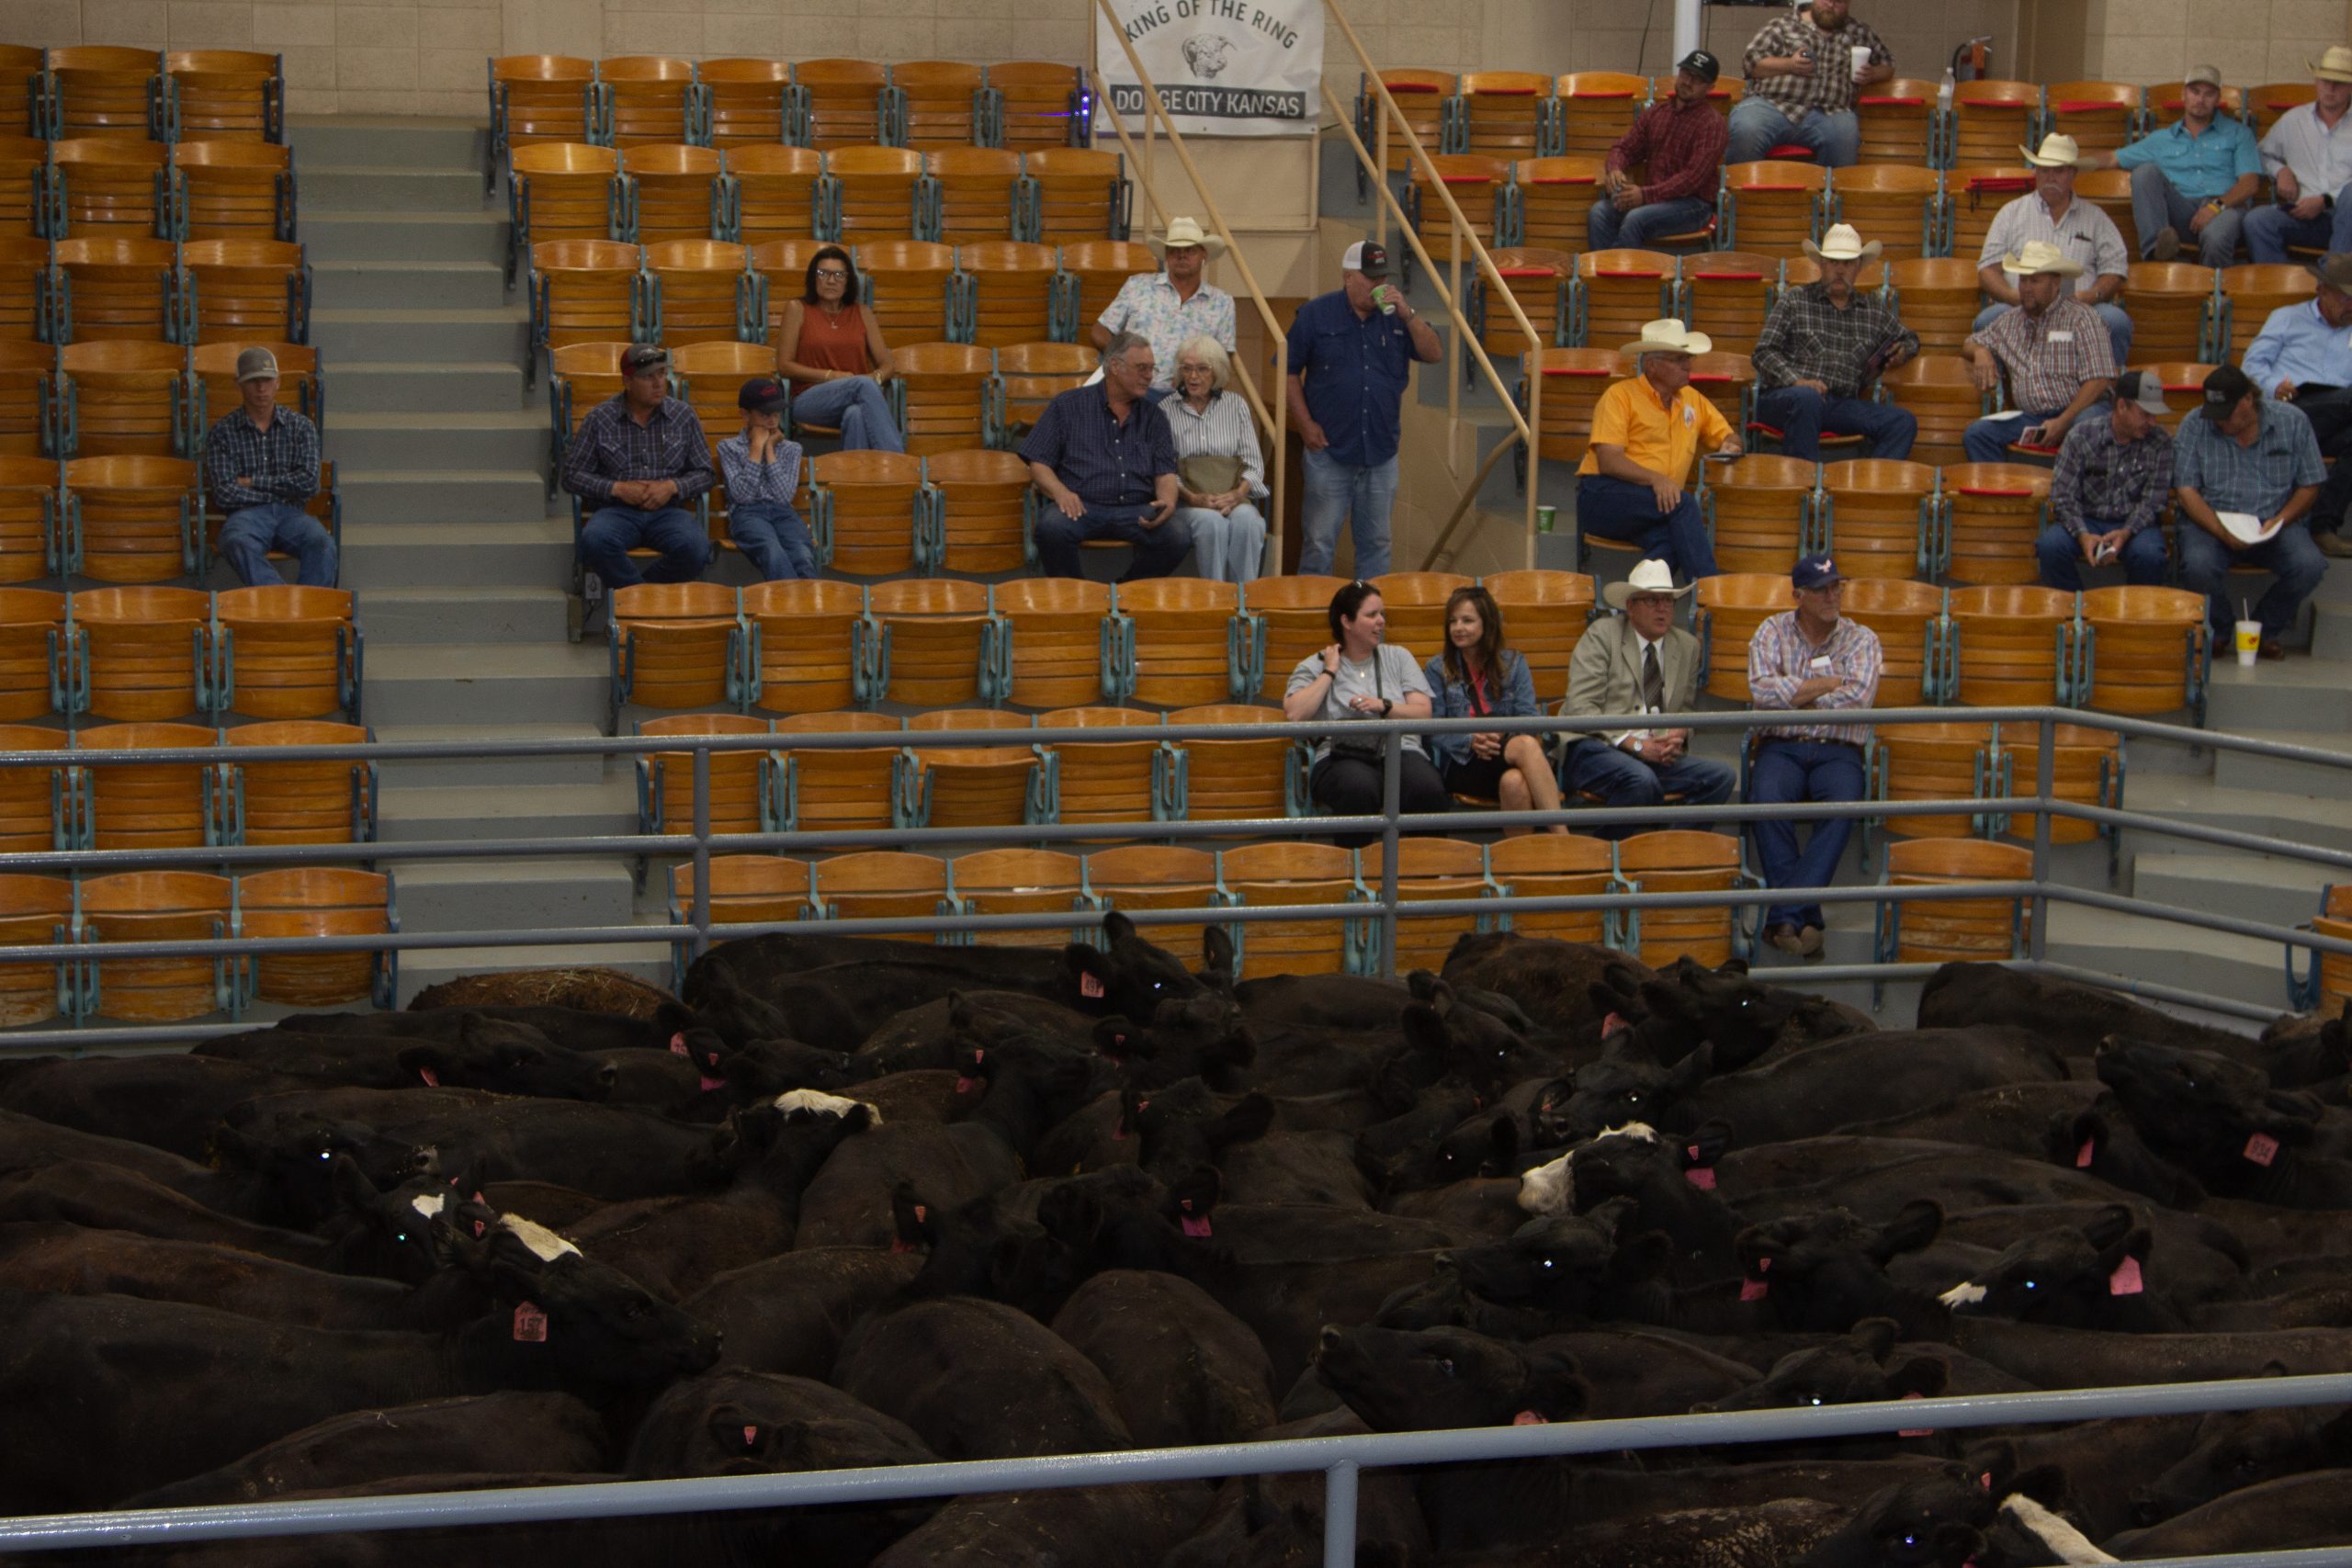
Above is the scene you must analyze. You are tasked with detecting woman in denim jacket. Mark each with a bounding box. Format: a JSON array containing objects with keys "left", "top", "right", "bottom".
[{"left": 1421, "top": 585, "right": 1568, "bottom": 835}]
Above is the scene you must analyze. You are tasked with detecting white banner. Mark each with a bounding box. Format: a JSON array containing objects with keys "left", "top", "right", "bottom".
[{"left": 1093, "top": 0, "right": 1323, "bottom": 138}]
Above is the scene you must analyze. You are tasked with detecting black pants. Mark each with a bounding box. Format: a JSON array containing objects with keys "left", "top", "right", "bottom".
[
  {"left": 2293, "top": 388, "right": 2352, "bottom": 536},
  {"left": 1311, "top": 749, "right": 1452, "bottom": 849}
]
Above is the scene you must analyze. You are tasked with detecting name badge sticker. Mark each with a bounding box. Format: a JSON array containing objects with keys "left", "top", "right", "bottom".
[{"left": 2047, "top": 330, "right": 2075, "bottom": 343}]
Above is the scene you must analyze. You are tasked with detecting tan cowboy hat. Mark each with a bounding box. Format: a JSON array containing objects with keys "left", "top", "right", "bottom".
[
  {"left": 1620, "top": 318, "right": 1713, "bottom": 358},
  {"left": 1148, "top": 216, "right": 1227, "bottom": 257},
  {"left": 2313, "top": 46, "right": 2352, "bottom": 84},
  {"left": 1602, "top": 558, "right": 1695, "bottom": 610},
  {"left": 2001, "top": 240, "right": 2085, "bottom": 277},
  {"left": 2018, "top": 133, "right": 2086, "bottom": 168},
  {"left": 1801, "top": 223, "right": 1882, "bottom": 263}
]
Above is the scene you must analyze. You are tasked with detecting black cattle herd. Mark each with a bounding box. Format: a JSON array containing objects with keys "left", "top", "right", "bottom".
[{"left": 1, "top": 918, "right": 2350, "bottom": 1565}]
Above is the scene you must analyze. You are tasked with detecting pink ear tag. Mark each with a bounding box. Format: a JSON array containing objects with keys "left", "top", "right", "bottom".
[
  {"left": 1512, "top": 1410, "right": 1549, "bottom": 1426},
  {"left": 955, "top": 1077, "right": 979, "bottom": 1095},
  {"left": 1080, "top": 971, "right": 1105, "bottom": 999},
  {"left": 698, "top": 1075, "right": 727, "bottom": 1093},
  {"left": 1979, "top": 1472, "right": 1994, "bottom": 1492},
  {"left": 417, "top": 1066, "right": 439, "bottom": 1088},
  {"left": 2108, "top": 1256, "right": 2145, "bottom": 1296},
  {"left": 1898, "top": 1390, "right": 1933, "bottom": 1438},
  {"left": 1601, "top": 1011, "right": 1626, "bottom": 1037},
  {"left": 1684, "top": 1147, "right": 1717, "bottom": 1190},
  {"left": 912, "top": 1204, "right": 927, "bottom": 1224},
  {"left": 511, "top": 1303, "right": 548, "bottom": 1343},
  {"left": 1739, "top": 1277, "right": 1770, "bottom": 1302},
  {"left": 742, "top": 1425, "right": 758, "bottom": 1449},
  {"left": 472, "top": 1218, "right": 485, "bottom": 1238},
  {"left": 1182, "top": 1215, "right": 1214, "bottom": 1238},
  {"left": 669, "top": 1032, "right": 689, "bottom": 1057},
  {"left": 2075, "top": 1137, "right": 2096, "bottom": 1169},
  {"left": 2245, "top": 1133, "right": 2280, "bottom": 1167}
]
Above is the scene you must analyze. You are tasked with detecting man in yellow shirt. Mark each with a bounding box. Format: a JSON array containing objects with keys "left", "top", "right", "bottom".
[{"left": 1576, "top": 319, "right": 1745, "bottom": 581}]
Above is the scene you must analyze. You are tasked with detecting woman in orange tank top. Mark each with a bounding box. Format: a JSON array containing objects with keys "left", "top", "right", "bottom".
[{"left": 774, "top": 244, "right": 905, "bottom": 453}]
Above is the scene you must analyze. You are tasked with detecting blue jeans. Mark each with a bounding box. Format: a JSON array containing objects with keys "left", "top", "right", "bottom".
[
  {"left": 1298, "top": 447, "right": 1397, "bottom": 577},
  {"left": 2245, "top": 186, "right": 2352, "bottom": 263},
  {"left": 1726, "top": 99, "right": 1860, "bottom": 168},
  {"left": 580, "top": 503, "right": 709, "bottom": 591},
  {"left": 2034, "top": 519, "right": 2168, "bottom": 592},
  {"left": 728, "top": 500, "right": 818, "bottom": 581},
  {"left": 1752, "top": 385, "right": 1917, "bottom": 462},
  {"left": 2129, "top": 164, "right": 2245, "bottom": 266},
  {"left": 1034, "top": 499, "right": 1193, "bottom": 581},
  {"left": 1574, "top": 474, "right": 1719, "bottom": 581},
  {"left": 1971, "top": 300, "right": 2133, "bottom": 371},
  {"left": 1747, "top": 738, "right": 1867, "bottom": 932},
  {"left": 1177, "top": 500, "right": 1266, "bottom": 581},
  {"left": 790, "top": 375, "right": 903, "bottom": 453},
  {"left": 1587, "top": 195, "right": 1716, "bottom": 252},
  {"left": 218, "top": 502, "right": 336, "bottom": 588},
  {"left": 2177, "top": 519, "right": 2328, "bottom": 641},
  {"left": 1556, "top": 739, "right": 1736, "bottom": 840}
]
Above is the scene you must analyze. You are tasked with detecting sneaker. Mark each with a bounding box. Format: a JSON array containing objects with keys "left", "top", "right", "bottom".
[
  {"left": 1798, "top": 924, "right": 1826, "bottom": 957},
  {"left": 2150, "top": 227, "right": 2181, "bottom": 262},
  {"left": 2318, "top": 531, "right": 2352, "bottom": 558},
  {"left": 1764, "top": 923, "right": 1807, "bottom": 956}
]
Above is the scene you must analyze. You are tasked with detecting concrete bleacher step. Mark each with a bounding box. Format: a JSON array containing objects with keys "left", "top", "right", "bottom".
[
  {"left": 336, "top": 470, "right": 553, "bottom": 527},
  {"left": 390, "top": 859, "right": 641, "bottom": 932},
  {"left": 2208, "top": 728, "right": 2352, "bottom": 796},
  {"left": 2129, "top": 851, "right": 2335, "bottom": 931},
  {"left": 302, "top": 211, "right": 509, "bottom": 267},
  {"left": 2201, "top": 658, "right": 2352, "bottom": 735},
  {"left": 340, "top": 520, "right": 574, "bottom": 589},
  {"left": 328, "top": 411, "right": 553, "bottom": 474},
  {"left": 326, "top": 363, "right": 528, "bottom": 417},
  {"left": 310, "top": 309, "right": 533, "bottom": 365},
  {"left": 314, "top": 261, "right": 511, "bottom": 314},
  {"left": 288, "top": 115, "right": 483, "bottom": 169},
  {"left": 301, "top": 164, "right": 487, "bottom": 214},
  {"left": 372, "top": 723, "right": 610, "bottom": 788},
  {"left": 364, "top": 641, "right": 610, "bottom": 728},
  {"left": 393, "top": 940, "right": 674, "bottom": 1006},
  {"left": 375, "top": 776, "right": 638, "bottom": 842},
  {"left": 2312, "top": 602, "right": 2352, "bottom": 662},
  {"left": 362, "top": 585, "right": 575, "bottom": 646},
  {"left": 2116, "top": 774, "right": 2352, "bottom": 858}
]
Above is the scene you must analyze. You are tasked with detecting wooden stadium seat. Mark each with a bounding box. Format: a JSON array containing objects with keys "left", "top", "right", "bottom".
[
  {"left": 961, "top": 241, "right": 1061, "bottom": 349},
  {"left": 547, "top": 341, "right": 630, "bottom": 474},
  {"left": 0, "top": 136, "right": 40, "bottom": 238},
  {"left": 1618, "top": 829, "right": 1747, "bottom": 967},
  {"left": 1950, "top": 81, "right": 2041, "bottom": 168},
  {"left": 669, "top": 856, "right": 811, "bottom": 948},
  {"left": 1022, "top": 148, "right": 1130, "bottom": 243},
  {"left": 0, "top": 236, "right": 44, "bottom": 344},
  {"left": 1838, "top": 576, "right": 1943, "bottom": 708},
  {"left": 2133, "top": 361, "right": 2214, "bottom": 435},
  {"left": 1482, "top": 569, "right": 1594, "bottom": 703},
  {"left": 213, "top": 584, "right": 357, "bottom": 722},
  {"left": 178, "top": 238, "right": 309, "bottom": 346},
  {"left": 807, "top": 449, "right": 922, "bottom": 577},
  {"left": 888, "top": 341, "right": 996, "bottom": 455},
  {"left": 1856, "top": 80, "right": 1938, "bottom": 166},
  {"left": 810, "top": 849, "right": 948, "bottom": 926},
  {"left": 1516, "top": 346, "right": 1618, "bottom": 481},
  {"left": 641, "top": 239, "right": 752, "bottom": 347},
  {"left": 0, "top": 587, "right": 64, "bottom": 714},
  {"left": 1085, "top": 842, "right": 1217, "bottom": 958},
  {"left": 2072, "top": 166, "right": 2136, "bottom": 265},
  {"left": 0, "top": 457, "right": 58, "bottom": 583},
  {"left": 1693, "top": 573, "right": 1792, "bottom": 701},
  {"left": 490, "top": 56, "right": 598, "bottom": 174},
  {"left": 1367, "top": 837, "right": 1496, "bottom": 976},
  {"left": 894, "top": 62, "right": 989, "bottom": 151},
  {"left": 996, "top": 340, "right": 1094, "bottom": 433},
  {"left": 56, "top": 341, "right": 189, "bottom": 460},
  {"left": 0, "top": 47, "right": 42, "bottom": 149},
  {"left": 528, "top": 240, "right": 643, "bottom": 373},
  {"left": 2042, "top": 82, "right": 2141, "bottom": 160},
  {"left": 635, "top": 713, "right": 771, "bottom": 839},
  {"left": 729, "top": 146, "right": 823, "bottom": 246},
  {"left": 1368, "top": 570, "right": 1471, "bottom": 656},
  {"left": 0, "top": 873, "right": 73, "bottom": 1027},
  {"left": 0, "top": 722, "right": 69, "bottom": 856},
  {"left": 76, "top": 870, "right": 236, "bottom": 1023},
  {"left": 1036, "top": 706, "right": 1162, "bottom": 828},
  {"left": 2077, "top": 586, "right": 2206, "bottom": 718},
  {"left": 1510, "top": 157, "right": 1607, "bottom": 255},
  {"left": 1356, "top": 69, "right": 1453, "bottom": 157},
  {"left": 1487, "top": 832, "right": 1613, "bottom": 945},
  {"left": 952, "top": 846, "right": 1092, "bottom": 948},
  {"left": 905, "top": 708, "right": 1036, "bottom": 829},
  {"left": 926, "top": 148, "right": 1023, "bottom": 245},
  {"left": 1689, "top": 349, "right": 1756, "bottom": 437},
  {"left": 1243, "top": 574, "right": 1347, "bottom": 701},
  {"left": 1216, "top": 840, "right": 1361, "bottom": 978},
  {"left": 63, "top": 455, "right": 201, "bottom": 582},
  {"left": 664, "top": 339, "right": 770, "bottom": 460},
  {"left": 1164, "top": 704, "right": 1295, "bottom": 824},
  {"left": 1827, "top": 165, "right": 1943, "bottom": 263},
  {"left": 609, "top": 581, "right": 741, "bottom": 719},
  {"left": 623, "top": 144, "right": 724, "bottom": 246},
  {"left": 1879, "top": 354, "right": 1986, "bottom": 467},
  {"left": 239, "top": 867, "right": 392, "bottom": 1010},
  {"left": 926, "top": 446, "right": 1030, "bottom": 574},
  {"left": 771, "top": 710, "right": 902, "bottom": 830},
  {"left": 856, "top": 240, "right": 958, "bottom": 347},
  {"left": 598, "top": 56, "right": 696, "bottom": 149},
  {"left": 50, "top": 237, "right": 179, "bottom": 343},
  {"left": 1572, "top": 250, "right": 1674, "bottom": 349},
  {"left": 46, "top": 46, "right": 162, "bottom": 141},
  {"left": 743, "top": 236, "right": 826, "bottom": 341},
  {"left": 699, "top": 59, "right": 792, "bottom": 151},
  {"left": 794, "top": 59, "right": 889, "bottom": 151},
  {"left": 189, "top": 340, "right": 316, "bottom": 432},
  {"left": 1942, "top": 461, "right": 2052, "bottom": 584},
  {"left": 2122, "top": 264, "right": 2218, "bottom": 364},
  {"left": 990, "top": 62, "right": 1087, "bottom": 153},
  {"left": 66, "top": 583, "right": 211, "bottom": 719},
  {"left": 1408, "top": 154, "right": 1508, "bottom": 265},
  {"left": 1883, "top": 257, "right": 1982, "bottom": 358},
  {"left": 1877, "top": 838, "right": 2031, "bottom": 964},
  {"left": 164, "top": 50, "right": 282, "bottom": 143},
  {"left": 1058, "top": 240, "right": 1157, "bottom": 334},
  {"left": 1947, "top": 167, "right": 2037, "bottom": 268},
  {"left": 1818, "top": 459, "right": 1936, "bottom": 581},
  {"left": 827, "top": 145, "right": 923, "bottom": 244},
  {"left": 1946, "top": 584, "right": 2077, "bottom": 705},
  {"left": 512, "top": 143, "right": 627, "bottom": 283},
  {"left": 995, "top": 576, "right": 1114, "bottom": 708},
  {"left": 1781, "top": 255, "right": 1886, "bottom": 299},
  {"left": 2307, "top": 889, "right": 2352, "bottom": 1015},
  {"left": 2245, "top": 83, "right": 2316, "bottom": 141},
  {"left": 865, "top": 577, "right": 991, "bottom": 706},
  {"left": 741, "top": 578, "right": 863, "bottom": 714},
  {"left": 73, "top": 720, "right": 220, "bottom": 851},
  {"left": 1458, "top": 72, "right": 1553, "bottom": 161},
  {"left": 174, "top": 141, "right": 295, "bottom": 244},
  {"left": 1469, "top": 248, "right": 1572, "bottom": 364},
  {"left": 49, "top": 138, "right": 170, "bottom": 241},
  {"left": 2219, "top": 265, "right": 2315, "bottom": 367},
  {"left": 1993, "top": 719, "right": 2118, "bottom": 846},
  {"left": 1117, "top": 577, "right": 1251, "bottom": 707},
  {"left": 1677, "top": 252, "right": 1777, "bottom": 357},
  {"left": 1720, "top": 161, "right": 1826, "bottom": 255},
  {"left": 222, "top": 718, "right": 374, "bottom": 847},
  {"left": 1702, "top": 456, "right": 1815, "bottom": 575},
  {"left": 1871, "top": 720, "right": 1996, "bottom": 843},
  {"left": 2148, "top": 81, "right": 2245, "bottom": 130},
  {"left": 1555, "top": 73, "right": 1648, "bottom": 161}
]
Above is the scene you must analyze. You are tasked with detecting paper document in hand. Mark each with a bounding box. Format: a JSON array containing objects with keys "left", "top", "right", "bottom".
[{"left": 2215, "top": 511, "right": 2280, "bottom": 545}]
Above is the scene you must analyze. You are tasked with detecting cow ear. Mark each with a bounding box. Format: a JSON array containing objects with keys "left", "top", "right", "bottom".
[
  {"left": 890, "top": 1181, "right": 934, "bottom": 1246},
  {"left": 327, "top": 1151, "right": 379, "bottom": 1213},
  {"left": 1102, "top": 910, "right": 1137, "bottom": 946},
  {"left": 1405, "top": 969, "right": 1442, "bottom": 1004},
  {"left": 395, "top": 1044, "right": 454, "bottom": 1084},
  {"left": 1637, "top": 979, "right": 1697, "bottom": 1021},
  {"left": 1064, "top": 942, "right": 1114, "bottom": 992},
  {"left": 1091, "top": 1016, "right": 1148, "bottom": 1060},
  {"left": 652, "top": 998, "right": 701, "bottom": 1034},
  {"left": 1400, "top": 1002, "right": 1450, "bottom": 1055},
  {"left": 2080, "top": 1202, "right": 2134, "bottom": 1252},
  {"left": 1214, "top": 1092, "right": 1275, "bottom": 1149},
  {"left": 2004, "top": 1463, "right": 2069, "bottom": 1507},
  {"left": 706, "top": 1405, "right": 788, "bottom": 1461},
  {"left": 485, "top": 1254, "right": 543, "bottom": 1304},
  {"left": 1849, "top": 1315, "right": 1899, "bottom": 1361},
  {"left": 1200, "top": 923, "right": 1236, "bottom": 987},
  {"left": 1887, "top": 1355, "right": 1950, "bottom": 1400},
  {"left": 1522, "top": 1351, "right": 1587, "bottom": 1421},
  {"left": 1715, "top": 956, "right": 1749, "bottom": 977},
  {"left": 1872, "top": 1199, "right": 1943, "bottom": 1260},
  {"left": 1485, "top": 1115, "right": 1520, "bottom": 1169},
  {"left": 1667, "top": 1042, "right": 1713, "bottom": 1094},
  {"left": 2100, "top": 1226, "right": 2154, "bottom": 1273},
  {"left": 1684, "top": 1118, "right": 1734, "bottom": 1168}
]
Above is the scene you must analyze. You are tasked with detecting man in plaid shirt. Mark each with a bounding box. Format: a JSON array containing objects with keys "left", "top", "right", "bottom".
[
  {"left": 561, "top": 343, "right": 717, "bottom": 596},
  {"left": 1726, "top": 0, "right": 1895, "bottom": 167},
  {"left": 1751, "top": 223, "right": 1918, "bottom": 459},
  {"left": 1961, "top": 242, "right": 2116, "bottom": 463},
  {"left": 2035, "top": 370, "right": 2175, "bottom": 592},
  {"left": 204, "top": 346, "right": 334, "bottom": 588},
  {"left": 1591, "top": 51, "right": 1731, "bottom": 252}
]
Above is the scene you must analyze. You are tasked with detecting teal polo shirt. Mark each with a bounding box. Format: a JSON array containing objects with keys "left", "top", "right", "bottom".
[{"left": 2114, "top": 116, "right": 2261, "bottom": 203}]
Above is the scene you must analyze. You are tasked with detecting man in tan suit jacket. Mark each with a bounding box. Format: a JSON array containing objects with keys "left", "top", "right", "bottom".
[{"left": 1559, "top": 559, "right": 1736, "bottom": 837}]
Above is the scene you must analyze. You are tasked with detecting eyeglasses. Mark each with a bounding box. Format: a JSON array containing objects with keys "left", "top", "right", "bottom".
[{"left": 813, "top": 268, "right": 850, "bottom": 280}]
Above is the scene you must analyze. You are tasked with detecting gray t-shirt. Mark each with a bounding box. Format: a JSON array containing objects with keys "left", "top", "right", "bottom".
[{"left": 1285, "top": 644, "right": 1433, "bottom": 763}]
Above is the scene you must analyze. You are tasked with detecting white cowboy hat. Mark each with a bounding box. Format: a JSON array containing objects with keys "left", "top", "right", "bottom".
[
  {"left": 1602, "top": 558, "right": 1696, "bottom": 610},
  {"left": 1148, "top": 216, "right": 1227, "bottom": 257},
  {"left": 2312, "top": 46, "right": 2352, "bottom": 85},
  {"left": 2018, "top": 133, "right": 2086, "bottom": 168},
  {"left": 1619, "top": 318, "right": 1713, "bottom": 358},
  {"left": 2001, "top": 240, "right": 2086, "bottom": 277},
  {"left": 1801, "top": 223, "right": 1883, "bottom": 263}
]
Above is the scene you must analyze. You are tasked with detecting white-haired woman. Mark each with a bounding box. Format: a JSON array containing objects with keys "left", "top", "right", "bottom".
[{"left": 1166, "top": 335, "right": 1269, "bottom": 581}]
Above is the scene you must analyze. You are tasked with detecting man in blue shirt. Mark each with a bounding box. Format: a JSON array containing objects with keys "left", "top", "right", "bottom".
[
  {"left": 2172, "top": 365, "right": 2328, "bottom": 659},
  {"left": 1283, "top": 238, "right": 1442, "bottom": 577},
  {"left": 2088, "top": 65, "right": 2261, "bottom": 266},
  {"left": 1020, "top": 333, "right": 1187, "bottom": 581},
  {"left": 2243, "top": 252, "right": 2352, "bottom": 558}
]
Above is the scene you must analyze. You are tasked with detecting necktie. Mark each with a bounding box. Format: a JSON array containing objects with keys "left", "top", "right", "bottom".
[{"left": 1642, "top": 643, "right": 1665, "bottom": 715}]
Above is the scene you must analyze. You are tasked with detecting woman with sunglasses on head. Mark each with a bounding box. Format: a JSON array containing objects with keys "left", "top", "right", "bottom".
[
  {"left": 774, "top": 244, "right": 904, "bottom": 453},
  {"left": 1424, "top": 585, "right": 1567, "bottom": 835},
  {"left": 1283, "top": 580, "right": 1450, "bottom": 846},
  {"left": 1166, "top": 335, "right": 1268, "bottom": 581}
]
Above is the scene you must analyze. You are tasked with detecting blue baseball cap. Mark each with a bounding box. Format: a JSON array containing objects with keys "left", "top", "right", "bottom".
[{"left": 1792, "top": 553, "right": 1845, "bottom": 590}]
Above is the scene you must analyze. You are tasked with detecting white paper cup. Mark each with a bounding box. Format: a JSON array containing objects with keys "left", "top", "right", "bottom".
[
  {"left": 2234, "top": 619, "right": 2262, "bottom": 667},
  {"left": 1851, "top": 45, "right": 1871, "bottom": 76}
]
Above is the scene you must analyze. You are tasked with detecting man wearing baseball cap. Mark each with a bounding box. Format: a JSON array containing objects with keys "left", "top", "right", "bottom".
[
  {"left": 714, "top": 378, "right": 816, "bottom": 581},
  {"left": 2243, "top": 252, "right": 2352, "bottom": 558},
  {"left": 1090, "top": 215, "right": 1235, "bottom": 395},
  {"left": 2247, "top": 47, "right": 2352, "bottom": 264},
  {"left": 1973, "top": 133, "right": 2132, "bottom": 367},
  {"left": 2172, "top": 365, "right": 2328, "bottom": 660},
  {"left": 560, "top": 343, "right": 717, "bottom": 597},
  {"left": 1590, "top": 51, "right": 1729, "bottom": 253},
  {"left": 1283, "top": 237, "right": 1441, "bottom": 576},
  {"left": 202, "top": 345, "right": 335, "bottom": 588},
  {"left": 2033, "top": 371, "right": 2176, "bottom": 592},
  {"left": 1745, "top": 551, "right": 1881, "bottom": 959},
  {"left": 2086, "top": 65, "right": 2261, "bottom": 265}
]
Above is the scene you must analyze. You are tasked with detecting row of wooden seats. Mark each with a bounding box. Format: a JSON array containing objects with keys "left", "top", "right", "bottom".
[
  {"left": 0, "top": 454, "right": 339, "bottom": 587},
  {"left": 0, "top": 137, "right": 294, "bottom": 243},
  {"left": 1862, "top": 720, "right": 2123, "bottom": 859},
  {"left": 0, "top": 339, "right": 322, "bottom": 458},
  {"left": 0, "top": 47, "right": 284, "bottom": 143},
  {"left": 0, "top": 865, "right": 390, "bottom": 1028},
  {"left": 0, "top": 584, "right": 360, "bottom": 723},
  {"left": 0, "top": 235, "right": 307, "bottom": 344}
]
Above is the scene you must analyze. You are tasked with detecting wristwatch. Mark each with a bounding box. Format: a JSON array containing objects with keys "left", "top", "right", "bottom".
[{"left": 1380, "top": 699, "right": 1393, "bottom": 716}]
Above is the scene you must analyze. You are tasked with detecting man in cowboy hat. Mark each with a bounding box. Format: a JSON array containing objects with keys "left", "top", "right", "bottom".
[
  {"left": 1726, "top": 0, "right": 1894, "bottom": 168},
  {"left": 2244, "top": 251, "right": 2352, "bottom": 556},
  {"left": 2249, "top": 46, "right": 2352, "bottom": 264},
  {"left": 1091, "top": 215, "right": 1235, "bottom": 395},
  {"left": 2172, "top": 365, "right": 2327, "bottom": 659},
  {"left": 1559, "top": 558, "right": 1735, "bottom": 836},
  {"left": 2087, "top": 65, "right": 2261, "bottom": 265},
  {"left": 1575, "top": 319, "right": 1746, "bottom": 583},
  {"left": 1961, "top": 241, "right": 2116, "bottom": 464},
  {"left": 1974, "top": 133, "right": 2133, "bottom": 367},
  {"left": 1750, "top": 222, "right": 1919, "bottom": 460},
  {"left": 1591, "top": 50, "right": 1730, "bottom": 252},
  {"left": 2033, "top": 370, "right": 2177, "bottom": 592}
]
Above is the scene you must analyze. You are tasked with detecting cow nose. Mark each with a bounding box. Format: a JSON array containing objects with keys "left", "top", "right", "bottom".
[{"left": 597, "top": 1061, "right": 617, "bottom": 1085}]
